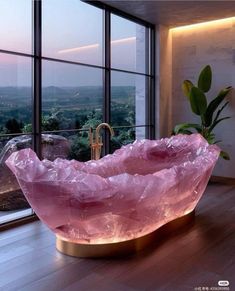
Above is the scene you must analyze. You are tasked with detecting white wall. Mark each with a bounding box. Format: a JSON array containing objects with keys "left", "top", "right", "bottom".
[
  {"left": 155, "top": 25, "right": 172, "bottom": 139},
  {"left": 136, "top": 25, "right": 146, "bottom": 139},
  {"left": 160, "top": 18, "right": 235, "bottom": 178},
  {"left": 172, "top": 21, "right": 235, "bottom": 177}
]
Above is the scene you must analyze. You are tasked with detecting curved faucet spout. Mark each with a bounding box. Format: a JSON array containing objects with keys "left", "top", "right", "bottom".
[
  {"left": 89, "top": 123, "right": 114, "bottom": 160},
  {"left": 95, "top": 123, "right": 114, "bottom": 144}
]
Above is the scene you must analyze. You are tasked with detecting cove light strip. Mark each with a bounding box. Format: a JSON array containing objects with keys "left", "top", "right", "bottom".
[{"left": 170, "top": 16, "right": 235, "bottom": 32}]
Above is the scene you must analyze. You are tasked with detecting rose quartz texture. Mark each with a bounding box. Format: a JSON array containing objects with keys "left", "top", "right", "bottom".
[
  {"left": 0, "top": 134, "right": 69, "bottom": 196},
  {"left": 6, "top": 134, "right": 220, "bottom": 244}
]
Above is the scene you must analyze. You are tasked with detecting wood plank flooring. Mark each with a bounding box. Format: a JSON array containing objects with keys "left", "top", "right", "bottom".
[{"left": 0, "top": 183, "right": 234, "bottom": 291}]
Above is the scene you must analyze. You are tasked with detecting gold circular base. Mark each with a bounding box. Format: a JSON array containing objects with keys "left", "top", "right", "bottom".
[{"left": 56, "top": 210, "right": 195, "bottom": 258}]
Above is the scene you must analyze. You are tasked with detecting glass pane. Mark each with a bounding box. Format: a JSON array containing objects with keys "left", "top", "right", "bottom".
[
  {"left": 41, "top": 130, "right": 91, "bottom": 162},
  {"left": 0, "top": 134, "right": 32, "bottom": 224},
  {"left": 111, "top": 14, "right": 147, "bottom": 73},
  {"left": 0, "top": 0, "right": 32, "bottom": 54},
  {"left": 42, "top": 0, "right": 103, "bottom": 66},
  {"left": 0, "top": 54, "right": 32, "bottom": 135},
  {"left": 111, "top": 71, "right": 146, "bottom": 130},
  {"left": 42, "top": 61, "right": 103, "bottom": 131}
]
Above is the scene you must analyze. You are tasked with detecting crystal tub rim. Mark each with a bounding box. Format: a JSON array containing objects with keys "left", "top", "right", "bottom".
[{"left": 5, "top": 134, "right": 220, "bottom": 250}]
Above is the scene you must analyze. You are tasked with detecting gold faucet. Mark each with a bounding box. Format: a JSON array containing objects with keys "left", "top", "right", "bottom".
[{"left": 89, "top": 123, "right": 114, "bottom": 160}]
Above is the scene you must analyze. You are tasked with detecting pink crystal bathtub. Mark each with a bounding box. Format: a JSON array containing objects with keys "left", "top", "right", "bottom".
[{"left": 6, "top": 134, "right": 220, "bottom": 256}]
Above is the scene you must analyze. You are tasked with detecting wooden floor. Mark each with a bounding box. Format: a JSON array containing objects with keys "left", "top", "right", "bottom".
[{"left": 0, "top": 183, "right": 234, "bottom": 291}]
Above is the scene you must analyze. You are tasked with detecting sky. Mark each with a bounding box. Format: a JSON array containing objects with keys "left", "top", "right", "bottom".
[{"left": 0, "top": 0, "right": 146, "bottom": 87}]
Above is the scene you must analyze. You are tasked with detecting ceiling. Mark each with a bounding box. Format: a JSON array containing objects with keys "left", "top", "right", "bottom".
[{"left": 100, "top": 1, "right": 235, "bottom": 27}]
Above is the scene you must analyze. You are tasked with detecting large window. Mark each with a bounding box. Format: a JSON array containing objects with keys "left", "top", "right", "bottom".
[
  {"left": 0, "top": 0, "right": 32, "bottom": 54},
  {"left": 0, "top": 0, "right": 155, "bottom": 225},
  {"left": 42, "top": 0, "right": 103, "bottom": 66},
  {"left": 0, "top": 0, "right": 33, "bottom": 224},
  {"left": 111, "top": 14, "right": 148, "bottom": 74}
]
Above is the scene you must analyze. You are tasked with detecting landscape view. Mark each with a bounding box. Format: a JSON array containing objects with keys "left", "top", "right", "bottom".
[
  {"left": 0, "top": 0, "right": 147, "bottom": 221},
  {"left": 0, "top": 85, "right": 137, "bottom": 159},
  {"left": 0, "top": 85, "right": 137, "bottom": 214}
]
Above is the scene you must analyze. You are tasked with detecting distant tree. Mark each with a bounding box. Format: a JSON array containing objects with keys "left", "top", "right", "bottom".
[
  {"left": 22, "top": 123, "right": 32, "bottom": 133},
  {"left": 111, "top": 102, "right": 135, "bottom": 126},
  {"left": 75, "top": 112, "right": 88, "bottom": 126},
  {"left": 5, "top": 118, "right": 23, "bottom": 134},
  {"left": 81, "top": 110, "right": 102, "bottom": 136},
  {"left": 75, "top": 120, "right": 80, "bottom": 129},
  {"left": 0, "top": 126, "right": 6, "bottom": 134},
  {"left": 42, "top": 115, "right": 60, "bottom": 131},
  {"left": 68, "top": 134, "right": 90, "bottom": 161},
  {"left": 111, "top": 128, "right": 135, "bottom": 153}
]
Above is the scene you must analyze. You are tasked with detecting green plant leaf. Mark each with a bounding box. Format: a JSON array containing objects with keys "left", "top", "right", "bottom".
[
  {"left": 213, "top": 140, "right": 222, "bottom": 144},
  {"left": 182, "top": 80, "right": 194, "bottom": 99},
  {"left": 173, "top": 123, "right": 202, "bottom": 134},
  {"left": 220, "top": 150, "right": 230, "bottom": 160},
  {"left": 198, "top": 65, "right": 212, "bottom": 93},
  {"left": 209, "top": 116, "right": 230, "bottom": 133},
  {"left": 205, "top": 132, "right": 215, "bottom": 144},
  {"left": 204, "top": 86, "right": 232, "bottom": 126},
  {"left": 213, "top": 101, "right": 229, "bottom": 124},
  {"left": 189, "top": 87, "right": 207, "bottom": 115},
  {"left": 178, "top": 129, "right": 193, "bottom": 135}
]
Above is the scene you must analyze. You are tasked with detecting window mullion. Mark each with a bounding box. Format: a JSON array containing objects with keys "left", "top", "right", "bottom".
[
  {"left": 103, "top": 9, "right": 111, "bottom": 155},
  {"left": 32, "top": 0, "right": 42, "bottom": 159},
  {"left": 147, "top": 27, "right": 156, "bottom": 140}
]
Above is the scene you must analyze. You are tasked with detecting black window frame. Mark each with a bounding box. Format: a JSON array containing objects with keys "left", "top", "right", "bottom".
[
  {"left": 89, "top": 0, "right": 156, "bottom": 146},
  {"left": 33, "top": 0, "right": 156, "bottom": 157},
  {"left": 0, "top": 0, "right": 155, "bottom": 227}
]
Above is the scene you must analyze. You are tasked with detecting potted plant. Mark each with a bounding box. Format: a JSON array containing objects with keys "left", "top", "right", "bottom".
[{"left": 173, "top": 65, "right": 232, "bottom": 160}]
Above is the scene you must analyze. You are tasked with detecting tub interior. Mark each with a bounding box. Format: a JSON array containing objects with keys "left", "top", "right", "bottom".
[{"left": 76, "top": 138, "right": 206, "bottom": 178}]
